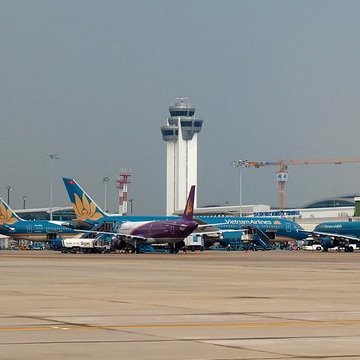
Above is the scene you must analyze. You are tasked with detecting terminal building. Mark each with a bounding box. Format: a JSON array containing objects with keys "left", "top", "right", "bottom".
[
  {"left": 15, "top": 207, "right": 75, "bottom": 221},
  {"left": 13, "top": 194, "right": 359, "bottom": 224},
  {"left": 171, "top": 194, "right": 360, "bottom": 231}
]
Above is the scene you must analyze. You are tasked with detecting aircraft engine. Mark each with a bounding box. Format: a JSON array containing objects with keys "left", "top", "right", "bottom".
[{"left": 320, "top": 237, "right": 347, "bottom": 251}]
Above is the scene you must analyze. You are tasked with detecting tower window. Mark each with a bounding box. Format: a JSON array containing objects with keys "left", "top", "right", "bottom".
[{"left": 181, "top": 121, "right": 193, "bottom": 127}]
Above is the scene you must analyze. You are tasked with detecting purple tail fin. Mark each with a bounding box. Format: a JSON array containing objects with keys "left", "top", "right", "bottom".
[{"left": 182, "top": 185, "right": 195, "bottom": 221}]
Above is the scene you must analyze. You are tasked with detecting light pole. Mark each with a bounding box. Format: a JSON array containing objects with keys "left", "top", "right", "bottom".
[
  {"left": 47, "top": 153, "right": 60, "bottom": 220},
  {"left": 129, "top": 198, "right": 134, "bottom": 214},
  {"left": 230, "top": 160, "right": 248, "bottom": 217},
  {"left": 23, "top": 196, "right": 27, "bottom": 209},
  {"left": 5, "top": 186, "right": 11, "bottom": 206},
  {"left": 102, "top": 176, "right": 110, "bottom": 212}
]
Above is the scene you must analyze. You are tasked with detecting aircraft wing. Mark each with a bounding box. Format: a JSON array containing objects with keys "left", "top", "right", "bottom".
[
  {"left": 196, "top": 222, "right": 228, "bottom": 228},
  {"left": 221, "top": 229, "right": 248, "bottom": 233},
  {"left": 68, "top": 219, "right": 98, "bottom": 230},
  {"left": 192, "top": 228, "right": 247, "bottom": 237},
  {"left": 196, "top": 222, "right": 250, "bottom": 230},
  {"left": 311, "top": 231, "right": 359, "bottom": 243},
  {"left": 195, "top": 222, "right": 243, "bottom": 232},
  {"left": 192, "top": 231, "right": 220, "bottom": 237}
]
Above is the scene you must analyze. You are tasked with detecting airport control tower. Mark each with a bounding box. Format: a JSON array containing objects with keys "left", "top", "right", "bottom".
[{"left": 161, "top": 98, "right": 203, "bottom": 215}]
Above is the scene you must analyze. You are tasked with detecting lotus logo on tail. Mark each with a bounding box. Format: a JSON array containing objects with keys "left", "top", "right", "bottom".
[
  {"left": 73, "top": 193, "right": 103, "bottom": 221},
  {"left": 182, "top": 185, "right": 195, "bottom": 221},
  {"left": 185, "top": 200, "right": 193, "bottom": 217},
  {"left": 0, "top": 201, "right": 18, "bottom": 225}
]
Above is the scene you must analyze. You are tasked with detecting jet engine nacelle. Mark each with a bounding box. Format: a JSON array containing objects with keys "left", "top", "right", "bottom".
[
  {"left": 320, "top": 236, "right": 347, "bottom": 251},
  {"left": 319, "top": 237, "right": 335, "bottom": 250}
]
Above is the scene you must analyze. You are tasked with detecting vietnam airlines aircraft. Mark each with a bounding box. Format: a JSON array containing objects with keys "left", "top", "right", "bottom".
[
  {"left": 195, "top": 216, "right": 307, "bottom": 248},
  {"left": 0, "top": 197, "right": 78, "bottom": 241},
  {"left": 307, "top": 221, "right": 360, "bottom": 251},
  {"left": 62, "top": 178, "right": 307, "bottom": 248}
]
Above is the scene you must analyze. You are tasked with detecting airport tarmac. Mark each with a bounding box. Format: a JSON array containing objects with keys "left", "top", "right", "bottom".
[{"left": 1, "top": 251, "right": 360, "bottom": 360}]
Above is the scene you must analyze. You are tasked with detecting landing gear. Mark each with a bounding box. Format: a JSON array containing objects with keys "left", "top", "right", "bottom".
[
  {"left": 168, "top": 241, "right": 185, "bottom": 254},
  {"left": 176, "top": 240, "right": 185, "bottom": 252},
  {"left": 125, "top": 245, "right": 137, "bottom": 254},
  {"left": 168, "top": 243, "right": 178, "bottom": 253}
]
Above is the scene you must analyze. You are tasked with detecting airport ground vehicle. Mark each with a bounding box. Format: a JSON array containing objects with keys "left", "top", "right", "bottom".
[
  {"left": 184, "top": 234, "right": 204, "bottom": 251},
  {"left": 302, "top": 239, "right": 323, "bottom": 251},
  {"left": 28, "top": 242, "right": 44, "bottom": 250},
  {"left": 60, "top": 238, "right": 109, "bottom": 253},
  {"left": 328, "top": 242, "right": 359, "bottom": 252},
  {"left": 346, "top": 242, "right": 358, "bottom": 251}
]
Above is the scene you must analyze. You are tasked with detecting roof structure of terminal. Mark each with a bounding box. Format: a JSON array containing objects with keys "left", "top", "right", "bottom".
[
  {"left": 14, "top": 194, "right": 360, "bottom": 221},
  {"left": 301, "top": 194, "right": 360, "bottom": 208}
]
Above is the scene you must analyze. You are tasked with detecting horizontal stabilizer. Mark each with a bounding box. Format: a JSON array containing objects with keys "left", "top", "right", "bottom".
[
  {"left": 69, "top": 219, "right": 99, "bottom": 230},
  {"left": 0, "top": 224, "right": 15, "bottom": 232}
]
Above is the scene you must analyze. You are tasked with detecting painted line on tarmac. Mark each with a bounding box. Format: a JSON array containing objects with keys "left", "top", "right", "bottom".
[{"left": 1, "top": 319, "right": 360, "bottom": 332}]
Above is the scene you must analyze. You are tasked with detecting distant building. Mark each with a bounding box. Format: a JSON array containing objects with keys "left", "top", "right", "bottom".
[
  {"left": 301, "top": 194, "right": 357, "bottom": 209},
  {"left": 13, "top": 194, "right": 359, "bottom": 234},
  {"left": 15, "top": 207, "right": 75, "bottom": 221}
]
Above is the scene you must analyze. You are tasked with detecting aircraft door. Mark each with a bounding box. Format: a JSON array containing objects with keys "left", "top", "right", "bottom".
[
  {"left": 148, "top": 223, "right": 153, "bottom": 237},
  {"left": 286, "top": 223, "right": 291, "bottom": 232}
]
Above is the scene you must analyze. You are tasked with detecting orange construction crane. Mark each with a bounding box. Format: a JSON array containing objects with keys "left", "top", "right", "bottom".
[{"left": 244, "top": 157, "right": 360, "bottom": 210}]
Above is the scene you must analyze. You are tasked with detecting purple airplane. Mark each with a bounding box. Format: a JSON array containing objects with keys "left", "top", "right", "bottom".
[{"left": 93, "top": 186, "right": 198, "bottom": 253}]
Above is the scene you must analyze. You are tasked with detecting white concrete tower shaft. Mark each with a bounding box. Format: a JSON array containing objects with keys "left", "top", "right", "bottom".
[{"left": 161, "top": 98, "right": 203, "bottom": 215}]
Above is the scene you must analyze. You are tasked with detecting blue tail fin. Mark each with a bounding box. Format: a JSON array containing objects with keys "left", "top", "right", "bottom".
[
  {"left": 0, "top": 197, "right": 23, "bottom": 225},
  {"left": 62, "top": 178, "right": 106, "bottom": 221},
  {"left": 182, "top": 185, "right": 195, "bottom": 221}
]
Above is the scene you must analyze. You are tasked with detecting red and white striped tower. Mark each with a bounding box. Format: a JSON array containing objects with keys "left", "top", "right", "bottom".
[{"left": 116, "top": 170, "right": 132, "bottom": 215}]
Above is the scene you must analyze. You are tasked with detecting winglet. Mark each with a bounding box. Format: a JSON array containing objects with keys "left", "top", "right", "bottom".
[
  {"left": 62, "top": 178, "right": 106, "bottom": 221},
  {"left": 182, "top": 185, "right": 195, "bottom": 221},
  {"left": 0, "top": 197, "right": 23, "bottom": 225}
]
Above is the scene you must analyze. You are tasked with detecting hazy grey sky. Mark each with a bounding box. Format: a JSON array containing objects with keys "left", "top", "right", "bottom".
[{"left": 2, "top": 0, "right": 360, "bottom": 214}]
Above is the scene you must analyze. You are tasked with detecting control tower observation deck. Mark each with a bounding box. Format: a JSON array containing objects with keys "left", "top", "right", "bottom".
[{"left": 161, "top": 98, "right": 203, "bottom": 215}]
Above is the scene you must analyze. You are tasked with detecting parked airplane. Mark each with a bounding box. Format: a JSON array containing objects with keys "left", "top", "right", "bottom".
[
  {"left": 72, "top": 185, "right": 199, "bottom": 253},
  {"left": 195, "top": 216, "right": 307, "bottom": 249},
  {"left": 0, "top": 197, "right": 78, "bottom": 241},
  {"left": 62, "top": 178, "right": 307, "bottom": 248},
  {"left": 308, "top": 221, "right": 360, "bottom": 251}
]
